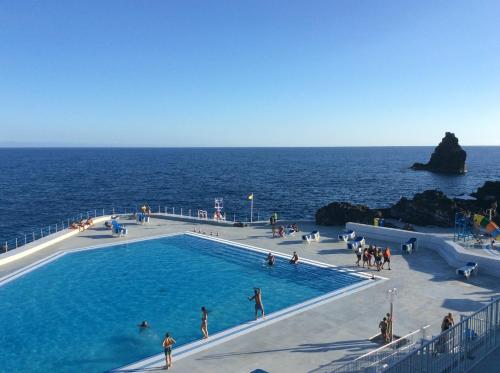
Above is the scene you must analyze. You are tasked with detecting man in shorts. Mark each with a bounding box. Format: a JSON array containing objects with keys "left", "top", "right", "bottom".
[
  {"left": 355, "top": 246, "right": 362, "bottom": 266},
  {"left": 379, "top": 317, "right": 389, "bottom": 343},
  {"left": 249, "top": 288, "right": 265, "bottom": 320},
  {"left": 382, "top": 247, "right": 391, "bottom": 270}
]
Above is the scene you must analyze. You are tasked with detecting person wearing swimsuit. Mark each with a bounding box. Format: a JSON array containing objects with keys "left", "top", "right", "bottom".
[
  {"left": 249, "top": 288, "right": 265, "bottom": 320},
  {"left": 267, "top": 252, "right": 275, "bottom": 266},
  {"left": 201, "top": 306, "right": 209, "bottom": 339},
  {"left": 162, "top": 332, "right": 176, "bottom": 369}
]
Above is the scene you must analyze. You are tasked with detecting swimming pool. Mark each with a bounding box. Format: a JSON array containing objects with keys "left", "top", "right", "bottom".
[{"left": 0, "top": 233, "right": 369, "bottom": 372}]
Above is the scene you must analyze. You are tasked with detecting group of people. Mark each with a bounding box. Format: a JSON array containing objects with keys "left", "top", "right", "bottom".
[
  {"left": 356, "top": 245, "right": 391, "bottom": 271},
  {"left": 140, "top": 204, "right": 152, "bottom": 215},
  {"left": 138, "top": 288, "right": 267, "bottom": 369},
  {"left": 266, "top": 251, "right": 299, "bottom": 265},
  {"left": 272, "top": 223, "right": 299, "bottom": 238},
  {"left": 69, "top": 217, "right": 93, "bottom": 231}
]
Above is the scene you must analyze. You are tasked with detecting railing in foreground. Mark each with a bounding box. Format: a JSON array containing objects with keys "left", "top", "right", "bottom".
[
  {"left": 385, "top": 297, "right": 500, "bottom": 373},
  {"left": 332, "top": 326, "right": 431, "bottom": 373},
  {"left": 1, "top": 205, "right": 264, "bottom": 255}
]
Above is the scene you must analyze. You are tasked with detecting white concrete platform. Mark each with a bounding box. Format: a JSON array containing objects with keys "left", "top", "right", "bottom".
[{"left": 1, "top": 217, "right": 500, "bottom": 373}]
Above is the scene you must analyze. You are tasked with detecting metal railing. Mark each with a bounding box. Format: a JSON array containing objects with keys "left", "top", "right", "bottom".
[
  {"left": 385, "top": 297, "right": 500, "bottom": 373},
  {"left": 1, "top": 207, "right": 131, "bottom": 254},
  {"left": 1, "top": 204, "right": 267, "bottom": 255},
  {"left": 332, "top": 326, "right": 431, "bottom": 373}
]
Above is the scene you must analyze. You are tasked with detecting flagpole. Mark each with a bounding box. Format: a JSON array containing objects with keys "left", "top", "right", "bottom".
[{"left": 250, "top": 194, "right": 254, "bottom": 222}]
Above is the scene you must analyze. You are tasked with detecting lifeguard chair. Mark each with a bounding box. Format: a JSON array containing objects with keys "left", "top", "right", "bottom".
[
  {"left": 454, "top": 212, "right": 473, "bottom": 242},
  {"left": 213, "top": 198, "right": 225, "bottom": 221}
]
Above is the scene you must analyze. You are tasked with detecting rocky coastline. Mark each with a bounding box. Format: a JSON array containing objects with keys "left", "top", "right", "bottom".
[{"left": 316, "top": 181, "right": 500, "bottom": 228}]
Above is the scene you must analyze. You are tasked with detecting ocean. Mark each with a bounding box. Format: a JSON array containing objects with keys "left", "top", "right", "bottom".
[{"left": 0, "top": 147, "right": 499, "bottom": 242}]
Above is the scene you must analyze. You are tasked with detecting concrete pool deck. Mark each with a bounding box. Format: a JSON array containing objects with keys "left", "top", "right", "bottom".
[{"left": 2, "top": 216, "right": 500, "bottom": 372}]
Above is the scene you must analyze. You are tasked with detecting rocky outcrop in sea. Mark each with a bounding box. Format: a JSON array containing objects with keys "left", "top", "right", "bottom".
[{"left": 411, "top": 132, "right": 467, "bottom": 174}]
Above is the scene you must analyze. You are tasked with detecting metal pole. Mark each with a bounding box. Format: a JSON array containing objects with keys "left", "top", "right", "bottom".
[
  {"left": 173, "top": 207, "right": 175, "bottom": 215},
  {"left": 250, "top": 195, "right": 254, "bottom": 223},
  {"left": 24, "top": 235, "right": 27, "bottom": 245},
  {"left": 158, "top": 205, "right": 161, "bottom": 213},
  {"left": 387, "top": 288, "right": 398, "bottom": 342},
  {"left": 189, "top": 209, "right": 191, "bottom": 217},
  {"left": 15, "top": 238, "right": 18, "bottom": 248},
  {"left": 32, "top": 232, "right": 35, "bottom": 241},
  {"left": 48, "top": 226, "right": 51, "bottom": 235},
  {"left": 181, "top": 208, "right": 183, "bottom": 216},
  {"left": 41, "top": 229, "right": 43, "bottom": 238}
]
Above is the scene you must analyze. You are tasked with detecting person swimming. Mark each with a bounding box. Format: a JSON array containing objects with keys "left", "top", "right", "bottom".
[
  {"left": 248, "top": 288, "right": 265, "bottom": 320},
  {"left": 138, "top": 321, "right": 149, "bottom": 328},
  {"left": 267, "top": 252, "right": 275, "bottom": 266},
  {"left": 290, "top": 251, "right": 299, "bottom": 264},
  {"left": 201, "top": 306, "right": 209, "bottom": 339}
]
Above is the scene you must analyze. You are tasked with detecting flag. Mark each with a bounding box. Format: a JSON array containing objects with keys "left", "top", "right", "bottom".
[{"left": 248, "top": 193, "right": 254, "bottom": 201}]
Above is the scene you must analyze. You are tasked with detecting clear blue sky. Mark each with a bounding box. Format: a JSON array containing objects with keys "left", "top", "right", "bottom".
[{"left": 0, "top": 0, "right": 499, "bottom": 146}]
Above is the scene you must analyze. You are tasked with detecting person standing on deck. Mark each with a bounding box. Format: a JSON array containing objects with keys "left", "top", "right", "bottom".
[
  {"left": 162, "top": 332, "right": 176, "bottom": 369},
  {"left": 382, "top": 247, "right": 391, "bottom": 270},
  {"left": 355, "top": 245, "right": 362, "bottom": 266},
  {"left": 249, "top": 288, "right": 265, "bottom": 320},
  {"left": 379, "top": 317, "right": 389, "bottom": 343},
  {"left": 386, "top": 312, "right": 393, "bottom": 341}
]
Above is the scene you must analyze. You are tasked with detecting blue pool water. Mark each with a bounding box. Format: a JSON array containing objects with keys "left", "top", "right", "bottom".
[{"left": 0, "top": 234, "right": 365, "bottom": 373}]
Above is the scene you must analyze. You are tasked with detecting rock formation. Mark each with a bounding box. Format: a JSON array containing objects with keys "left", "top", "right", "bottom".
[
  {"left": 316, "top": 180, "right": 500, "bottom": 228},
  {"left": 315, "top": 202, "right": 381, "bottom": 226},
  {"left": 411, "top": 132, "right": 467, "bottom": 174},
  {"left": 470, "top": 181, "right": 500, "bottom": 208},
  {"left": 389, "top": 190, "right": 457, "bottom": 227}
]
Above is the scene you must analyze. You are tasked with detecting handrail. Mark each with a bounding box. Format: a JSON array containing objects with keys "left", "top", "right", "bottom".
[
  {"left": 331, "top": 325, "right": 431, "bottom": 373},
  {"left": 1, "top": 205, "right": 267, "bottom": 256},
  {"left": 359, "top": 325, "right": 431, "bottom": 362},
  {"left": 385, "top": 297, "right": 500, "bottom": 372}
]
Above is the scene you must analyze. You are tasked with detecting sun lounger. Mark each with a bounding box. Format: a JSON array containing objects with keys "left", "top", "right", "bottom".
[
  {"left": 402, "top": 237, "right": 417, "bottom": 254},
  {"left": 338, "top": 230, "right": 355, "bottom": 242},
  {"left": 457, "top": 262, "right": 478, "bottom": 279},
  {"left": 111, "top": 220, "right": 128, "bottom": 237},
  {"left": 302, "top": 230, "right": 320, "bottom": 243},
  {"left": 285, "top": 226, "right": 296, "bottom": 236},
  {"left": 347, "top": 236, "right": 365, "bottom": 251}
]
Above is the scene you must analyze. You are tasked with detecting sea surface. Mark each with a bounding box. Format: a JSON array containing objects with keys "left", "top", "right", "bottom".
[{"left": 0, "top": 147, "right": 499, "bottom": 242}]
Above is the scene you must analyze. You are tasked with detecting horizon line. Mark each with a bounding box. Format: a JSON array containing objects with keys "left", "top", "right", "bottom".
[{"left": 0, "top": 145, "right": 499, "bottom": 149}]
